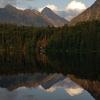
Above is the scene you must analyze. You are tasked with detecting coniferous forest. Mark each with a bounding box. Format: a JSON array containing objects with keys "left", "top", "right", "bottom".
[{"left": 0, "top": 21, "right": 100, "bottom": 79}]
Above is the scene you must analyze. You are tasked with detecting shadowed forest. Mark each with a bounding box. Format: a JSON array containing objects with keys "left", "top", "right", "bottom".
[{"left": 0, "top": 21, "right": 100, "bottom": 80}]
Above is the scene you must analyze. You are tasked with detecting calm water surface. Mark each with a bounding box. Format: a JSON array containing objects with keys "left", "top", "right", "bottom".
[
  {"left": 0, "top": 52, "right": 100, "bottom": 100},
  {"left": 0, "top": 73, "right": 95, "bottom": 100}
]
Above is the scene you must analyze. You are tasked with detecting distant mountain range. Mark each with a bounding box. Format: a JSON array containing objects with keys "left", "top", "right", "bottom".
[
  {"left": 69, "top": 0, "right": 100, "bottom": 26},
  {"left": 0, "top": 5, "right": 68, "bottom": 27},
  {"left": 0, "top": 0, "right": 100, "bottom": 27}
]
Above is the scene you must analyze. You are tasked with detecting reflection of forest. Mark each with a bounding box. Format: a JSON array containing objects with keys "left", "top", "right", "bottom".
[
  {"left": 0, "top": 47, "right": 100, "bottom": 100},
  {"left": 46, "top": 53, "right": 100, "bottom": 80},
  {"left": 36, "top": 51, "right": 48, "bottom": 65},
  {"left": 35, "top": 52, "right": 100, "bottom": 100},
  {"left": 69, "top": 75, "right": 100, "bottom": 100},
  {"left": 0, "top": 51, "right": 100, "bottom": 80}
]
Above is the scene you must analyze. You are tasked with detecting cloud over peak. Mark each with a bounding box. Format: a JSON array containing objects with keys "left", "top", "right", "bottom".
[
  {"left": 65, "top": 0, "right": 86, "bottom": 12},
  {"left": 38, "top": 4, "right": 58, "bottom": 12},
  {"left": 64, "top": 0, "right": 87, "bottom": 20}
]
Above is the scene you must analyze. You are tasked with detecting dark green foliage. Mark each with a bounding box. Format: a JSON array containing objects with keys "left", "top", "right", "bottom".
[
  {"left": 47, "top": 21, "right": 100, "bottom": 53},
  {"left": 0, "top": 20, "right": 100, "bottom": 76}
]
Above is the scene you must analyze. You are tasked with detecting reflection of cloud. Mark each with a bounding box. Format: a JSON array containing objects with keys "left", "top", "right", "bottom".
[
  {"left": 38, "top": 85, "right": 56, "bottom": 93},
  {"left": 38, "top": 4, "right": 58, "bottom": 12},
  {"left": 14, "top": 86, "right": 26, "bottom": 91},
  {"left": 65, "top": 87, "right": 83, "bottom": 96},
  {"left": 0, "top": 83, "right": 94, "bottom": 100},
  {"left": 15, "top": 6, "right": 25, "bottom": 10},
  {"left": 52, "top": 78, "right": 84, "bottom": 96},
  {"left": 45, "top": 87, "right": 56, "bottom": 93},
  {"left": 38, "top": 78, "right": 84, "bottom": 96}
]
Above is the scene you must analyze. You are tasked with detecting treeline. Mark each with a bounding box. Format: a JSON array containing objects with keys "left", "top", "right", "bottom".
[
  {"left": 47, "top": 20, "right": 100, "bottom": 53},
  {"left": 1, "top": 21, "right": 100, "bottom": 54},
  {"left": 0, "top": 24, "right": 56, "bottom": 74},
  {"left": 0, "top": 20, "right": 100, "bottom": 74}
]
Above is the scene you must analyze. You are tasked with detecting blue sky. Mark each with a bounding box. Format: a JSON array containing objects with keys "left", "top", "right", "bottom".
[
  {"left": 16, "top": 0, "right": 96, "bottom": 11},
  {"left": 0, "top": 0, "right": 96, "bottom": 20}
]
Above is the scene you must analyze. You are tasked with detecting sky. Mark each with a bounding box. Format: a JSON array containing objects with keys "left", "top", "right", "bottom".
[
  {"left": 0, "top": 0, "right": 96, "bottom": 20},
  {"left": 0, "top": 0, "right": 96, "bottom": 10},
  {"left": 15, "top": 0, "right": 96, "bottom": 11}
]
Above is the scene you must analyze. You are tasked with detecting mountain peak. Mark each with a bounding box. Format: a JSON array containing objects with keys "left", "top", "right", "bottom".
[
  {"left": 69, "top": 0, "right": 100, "bottom": 26},
  {"left": 42, "top": 7, "right": 54, "bottom": 14},
  {"left": 43, "top": 7, "right": 51, "bottom": 10},
  {"left": 5, "top": 4, "right": 16, "bottom": 9},
  {"left": 41, "top": 7, "right": 68, "bottom": 27}
]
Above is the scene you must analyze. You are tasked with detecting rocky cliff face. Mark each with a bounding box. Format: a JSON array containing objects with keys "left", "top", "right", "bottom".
[{"left": 69, "top": 0, "right": 100, "bottom": 26}]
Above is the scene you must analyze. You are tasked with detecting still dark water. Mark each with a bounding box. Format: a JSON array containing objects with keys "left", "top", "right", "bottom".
[{"left": 0, "top": 52, "right": 100, "bottom": 100}]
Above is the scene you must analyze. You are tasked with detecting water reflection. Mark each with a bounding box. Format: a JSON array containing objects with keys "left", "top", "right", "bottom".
[
  {"left": 69, "top": 75, "right": 100, "bottom": 100},
  {"left": 38, "top": 53, "right": 100, "bottom": 80},
  {"left": 0, "top": 74, "right": 95, "bottom": 100},
  {"left": 0, "top": 51, "right": 100, "bottom": 99}
]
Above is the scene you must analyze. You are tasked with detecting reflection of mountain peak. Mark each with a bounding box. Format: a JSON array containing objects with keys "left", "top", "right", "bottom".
[
  {"left": 38, "top": 77, "right": 84, "bottom": 96},
  {"left": 5, "top": 4, "right": 17, "bottom": 12},
  {"left": 5, "top": 4, "right": 15, "bottom": 9},
  {"left": 0, "top": 74, "right": 95, "bottom": 100},
  {"left": 32, "top": 9, "right": 40, "bottom": 15}
]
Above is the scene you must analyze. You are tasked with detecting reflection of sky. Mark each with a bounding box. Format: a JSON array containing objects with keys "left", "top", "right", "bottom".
[
  {"left": 38, "top": 78, "right": 84, "bottom": 96},
  {"left": 0, "top": 78, "right": 95, "bottom": 100}
]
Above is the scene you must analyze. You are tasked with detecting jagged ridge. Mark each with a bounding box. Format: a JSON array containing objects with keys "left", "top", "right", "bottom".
[{"left": 0, "top": 5, "right": 68, "bottom": 27}]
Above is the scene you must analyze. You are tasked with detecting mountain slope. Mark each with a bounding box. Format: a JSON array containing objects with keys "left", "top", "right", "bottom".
[
  {"left": 41, "top": 7, "right": 68, "bottom": 27},
  {"left": 0, "top": 5, "right": 52, "bottom": 27},
  {"left": 0, "top": 5, "right": 68, "bottom": 27},
  {"left": 69, "top": 0, "right": 100, "bottom": 26}
]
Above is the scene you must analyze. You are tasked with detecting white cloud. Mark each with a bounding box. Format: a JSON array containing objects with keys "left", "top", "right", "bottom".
[
  {"left": 15, "top": 6, "right": 25, "bottom": 10},
  {"left": 62, "top": 0, "right": 87, "bottom": 20},
  {"left": 38, "top": 4, "right": 58, "bottom": 12},
  {"left": 65, "top": 87, "right": 83, "bottom": 96},
  {"left": 65, "top": 0, "right": 86, "bottom": 12}
]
